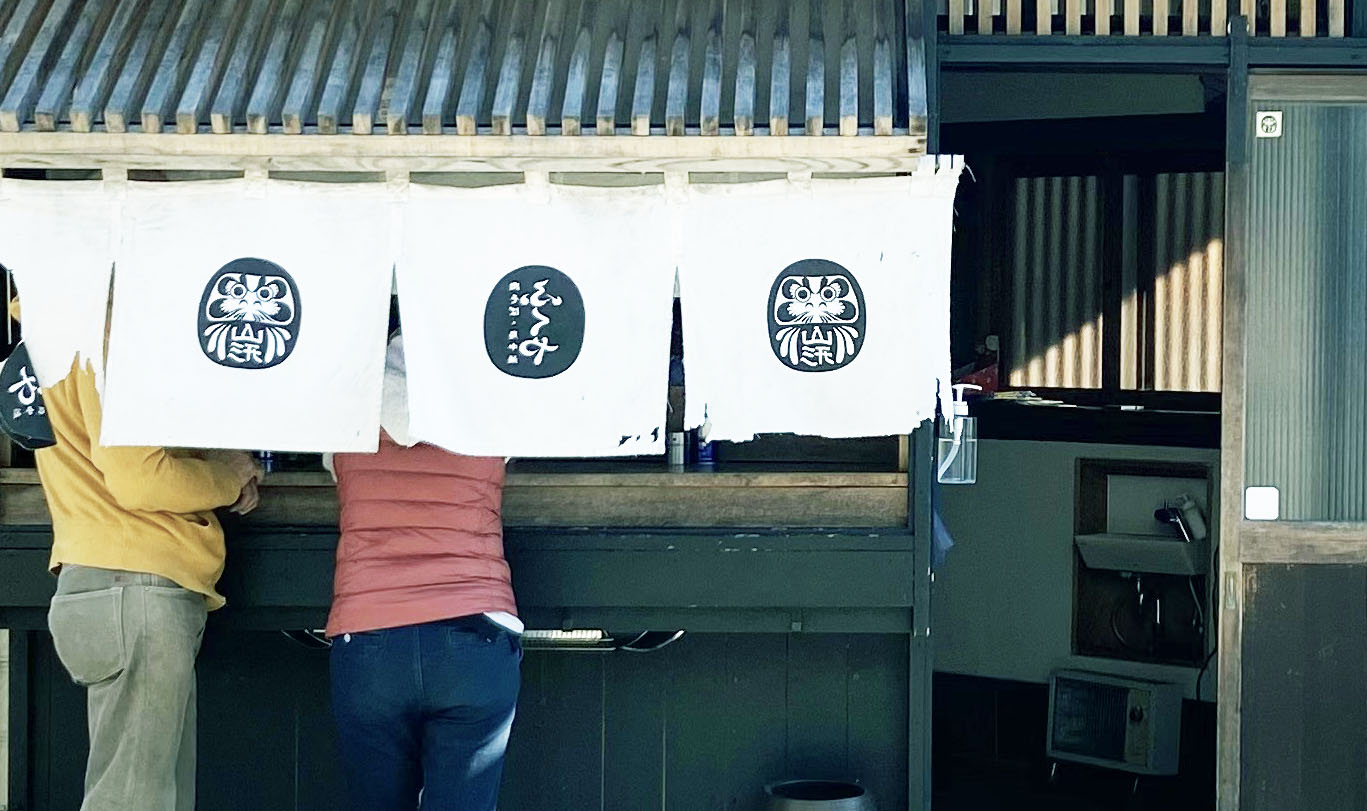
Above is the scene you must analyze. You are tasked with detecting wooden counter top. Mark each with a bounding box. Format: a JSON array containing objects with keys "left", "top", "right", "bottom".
[{"left": 0, "top": 468, "right": 909, "bottom": 528}]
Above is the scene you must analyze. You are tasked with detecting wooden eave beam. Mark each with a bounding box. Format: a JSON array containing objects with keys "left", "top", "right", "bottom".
[{"left": 0, "top": 131, "right": 926, "bottom": 173}]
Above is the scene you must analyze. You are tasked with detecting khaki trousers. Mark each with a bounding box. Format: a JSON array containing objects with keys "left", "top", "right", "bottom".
[{"left": 48, "top": 564, "right": 206, "bottom": 811}]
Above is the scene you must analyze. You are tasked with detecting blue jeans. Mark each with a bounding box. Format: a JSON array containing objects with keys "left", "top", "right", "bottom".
[{"left": 330, "top": 615, "right": 522, "bottom": 811}]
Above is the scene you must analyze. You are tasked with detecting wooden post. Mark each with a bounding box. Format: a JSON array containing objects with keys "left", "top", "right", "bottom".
[
  {"left": 174, "top": 0, "right": 238, "bottom": 134},
  {"left": 699, "top": 0, "right": 724, "bottom": 136},
  {"left": 526, "top": 0, "right": 567, "bottom": 136},
  {"left": 1270, "top": 0, "right": 1286, "bottom": 35},
  {"left": 1183, "top": 0, "right": 1200, "bottom": 34},
  {"left": 979, "top": 0, "right": 995, "bottom": 35},
  {"left": 0, "top": 0, "right": 79, "bottom": 132},
  {"left": 560, "top": 1, "right": 597, "bottom": 137},
  {"left": 1213, "top": 0, "right": 1228, "bottom": 36},
  {"left": 908, "top": 423, "right": 934, "bottom": 811},
  {"left": 455, "top": 0, "right": 494, "bottom": 136},
  {"left": 245, "top": 0, "right": 304, "bottom": 134},
  {"left": 282, "top": 2, "right": 332, "bottom": 135},
  {"left": 1216, "top": 21, "right": 1248, "bottom": 811},
  {"left": 7, "top": 632, "right": 30, "bottom": 811},
  {"left": 596, "top": 1, "right": 625, "bottom": 134},
  {"left": 920, "top": 0, "right": 938, "bottom": 152},
  {"left": 1300, "top": 0, "right": 1318, "bottom": 35},
  {"left": 1124, "top": 0, "right": 1140, "bottom": 35},
  {"left": 1007, "top": 0, "right": 1023, "bottom": 35},
  {"left": 1329, "top": 0, "right": 1345, "bottom": 35},
  {"left": 316, "top": 1, "right": 368, "bottom": 135},
  {"left": 1155, "top": 0, "right": 1170, "bottom": 35},
  {"left": 209, "top": 0, "right": 273, "bottom": 134},
  {"left": 873, "top": 2, "right": 894, "bottom": 136},
  {"left": 1037, "top": 0, "right": 1053, "bottom": 36},
  {"left": 386, "top": 0, "right": 438, "bottom": 135},
  {"left": 805, "top": 0, "right": 825, "bottom": 135},
  {"left": 421, "top": 19, "right": 460, "bottom": 135},
  {"left": 949, "top": 0, "right": 965, "bottom": 36},
  {"left": 770, "top": 3, "right": 790, "bottom": 135},
  {"left": 353, "top": 1, "right": 401, "bottom": 135},
  {"left": 630, "top": 4, "right": 658, "bottom": 136},
  {"left": 1097, "top": 0, "right": 1113, "bottom": 35},
  {"left": 664, "top": 2, "right": 690, "bottom": 137},
  {"left": 839, "top": 0, "right": 858, "bottom": 137},
  {"left": 0, "top": 0, "right": 47, "bottom": 102},
  {"left": 133, "top": 0, "right": 202, "bottom": 133},
  {"left": 490, "top": 0, "right": 531, "bottom": 136},
  {"left": 70, "top": 0, "right": 148, "bottom": 133},
  {"left": 1066, "top": 0, "right": 1083, "bottom": 35},
  {"left": 733, "top": 0, "right": 757, "bottom": 136},
  {"left": 33, "top": 0, "right": 101, "bottom": 131}
]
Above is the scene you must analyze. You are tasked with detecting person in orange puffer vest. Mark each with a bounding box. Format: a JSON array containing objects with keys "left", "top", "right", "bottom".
[{"left": 325, "top": 327, "right": 522, "bottom": 811}]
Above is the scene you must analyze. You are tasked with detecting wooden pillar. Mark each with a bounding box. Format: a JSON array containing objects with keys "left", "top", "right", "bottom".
[
  {"left": 908, "top": 423, "right": 934, "bottom": 811},
  {"left": 1216, "top": 17, "right": 1249, "bottom": 811},
  {"left": 5, "top": 631, "right": 27, "bottom": 811},
  {"left": 908, "top": 0, "right": 937, "bottom": 152}
]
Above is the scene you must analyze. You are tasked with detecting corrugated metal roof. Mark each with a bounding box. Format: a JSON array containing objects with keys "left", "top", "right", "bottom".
[{"left": 0, "top": 0, "right": 921, "bottom": 136}]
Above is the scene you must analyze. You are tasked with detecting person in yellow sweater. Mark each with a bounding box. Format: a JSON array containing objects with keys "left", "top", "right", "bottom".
[{"left": 14, "top": 297, "right": 261, "bottom": 811}]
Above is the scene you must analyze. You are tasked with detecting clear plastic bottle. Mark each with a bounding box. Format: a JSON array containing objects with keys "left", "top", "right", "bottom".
[{"left": 937, "top": 384, "right": 980, "bottom": 485}]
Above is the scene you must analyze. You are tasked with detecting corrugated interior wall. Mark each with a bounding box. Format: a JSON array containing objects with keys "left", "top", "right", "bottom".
[
  {"left": 1246, "top": 103, "right": 1367, "bottom": 522},
  {"left": 1009, "top": 175, "right": 1104, "bottom": 388},
  {"left": 1151, "top": 171, "right": 1224, "bottom": 392},
  {"left": 1006, "top": 170, "right": 1224, "bottom": 393}
]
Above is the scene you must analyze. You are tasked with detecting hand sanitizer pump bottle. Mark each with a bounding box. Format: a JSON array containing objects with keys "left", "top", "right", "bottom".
[{"left": 937, "top": 384, "right": 981, "bottom": 485}]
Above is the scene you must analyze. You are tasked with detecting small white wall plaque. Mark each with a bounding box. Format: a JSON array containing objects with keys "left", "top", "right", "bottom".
[
  {"left": 1245, "top": 486, "right": 1280, "bottom": 521},
  {"left": 1255, "top": 111, "right": 1283, "bottom": 138}
]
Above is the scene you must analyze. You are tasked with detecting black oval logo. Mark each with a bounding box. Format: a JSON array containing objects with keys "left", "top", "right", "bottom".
[
  {"left": 198, "top": 258, "right": 301, "bottom": 369},
  {"left": 484, "top": 265, "right": 585, "bottom": 379},
  {"left": 768, "top": 258, "right": 865, "bottom": 372}
]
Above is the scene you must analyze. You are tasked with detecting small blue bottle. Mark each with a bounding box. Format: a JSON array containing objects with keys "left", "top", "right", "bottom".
[{"left": 695, "top": 411, "right": 714, "bottom": 470}]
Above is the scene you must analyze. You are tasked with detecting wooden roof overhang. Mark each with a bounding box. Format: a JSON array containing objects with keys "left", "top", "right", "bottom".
[{"left": 0, "top": 0, "right": 929, "bottom": 174}]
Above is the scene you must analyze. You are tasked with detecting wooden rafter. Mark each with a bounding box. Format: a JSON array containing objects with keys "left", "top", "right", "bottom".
[{"left": 0, "top": 0, "right": 927, "bottom": 140}]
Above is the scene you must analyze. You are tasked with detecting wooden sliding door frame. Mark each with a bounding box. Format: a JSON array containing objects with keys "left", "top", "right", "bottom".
[{"left": 1218, "top": 56, "right": 1367, "bottom": 811}]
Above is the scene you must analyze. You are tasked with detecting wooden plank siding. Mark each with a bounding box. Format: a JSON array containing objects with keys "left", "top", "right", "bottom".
[
  {"left": 1241, "top": 565, "right": 1367, "bottom": 811},
  {"left": 941, "top": 0, "right": 1348, "bottom": 35},
  {"left": 13, "top": 629, "right": 913, "bottom": 811},
  {"left": 0, "top": 0, "right": 925, "bottom": 138}
]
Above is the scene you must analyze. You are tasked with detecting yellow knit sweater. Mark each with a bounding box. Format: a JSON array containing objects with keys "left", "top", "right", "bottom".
[{"left": 36, "top": 362, "right": 248, "bottom": 609}]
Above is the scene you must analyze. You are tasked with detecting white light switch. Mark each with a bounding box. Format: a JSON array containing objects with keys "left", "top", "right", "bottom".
[{"left": 1244, "top": 486, "right": 1280, "bottom": 521}]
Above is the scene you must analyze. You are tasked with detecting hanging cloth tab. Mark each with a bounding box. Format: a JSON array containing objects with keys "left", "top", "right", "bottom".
[
  {"left": 101, "top": 179, "right": 394, "bottom": 452},
  {"left": 0, "top": 341, "right": 55, "bottom": 449},
  {"left": 0, "top": 179, "right": 118, "bottom": 391},
  {"left": 678, "top": 160, "right": 964, "bottom": 441},
  {"left": 398, "top": 179, "right": 675, "bottom": 457}
]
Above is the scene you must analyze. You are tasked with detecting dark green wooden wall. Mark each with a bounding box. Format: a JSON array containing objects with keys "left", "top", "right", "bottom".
[{"left": 12, "top": 629, "right": 908, "bottom": 811}]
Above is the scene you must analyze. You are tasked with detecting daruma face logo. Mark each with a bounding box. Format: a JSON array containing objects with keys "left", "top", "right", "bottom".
[
  {"left": 198, "top": 258, "right": 301, "bottom": 369},
  {"left": 767, "top": 258, "right": 865, "bottom": 372}
]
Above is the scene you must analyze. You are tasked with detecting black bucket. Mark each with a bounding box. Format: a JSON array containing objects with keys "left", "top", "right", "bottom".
[{"left": 763, "top": 780, "right": 875, "bottom": 811}]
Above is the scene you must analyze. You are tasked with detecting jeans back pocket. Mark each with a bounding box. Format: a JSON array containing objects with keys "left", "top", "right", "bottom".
[{"left": 48, "top": 588, "right": 127, "bottom": 686}]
